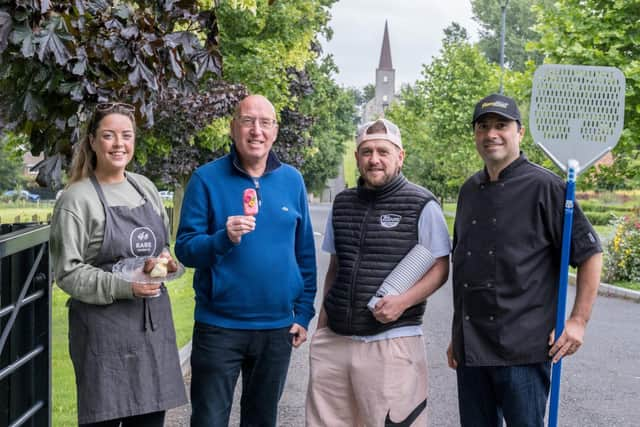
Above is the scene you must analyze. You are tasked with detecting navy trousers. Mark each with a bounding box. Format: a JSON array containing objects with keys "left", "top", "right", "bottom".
[
  {"left": 190, "top": 322, "right": 293, "bottom": 427},
  {"left": 457, "top": 362, "right": 551, "bottom": 427}
]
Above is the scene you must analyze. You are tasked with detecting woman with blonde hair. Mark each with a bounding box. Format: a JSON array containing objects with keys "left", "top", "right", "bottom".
[{"left": 50, "top": 102, "right": 187, "bottom": 426}]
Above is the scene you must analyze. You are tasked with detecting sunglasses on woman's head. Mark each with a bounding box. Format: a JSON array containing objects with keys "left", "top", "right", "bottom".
[{"left": 96, "top": 102, "right": 135, "bottom": 113}]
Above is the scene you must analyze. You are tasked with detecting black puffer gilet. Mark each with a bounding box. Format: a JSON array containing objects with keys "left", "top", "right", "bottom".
[{"left": 325, "top": 174, "right": 434, "bottom": 336}]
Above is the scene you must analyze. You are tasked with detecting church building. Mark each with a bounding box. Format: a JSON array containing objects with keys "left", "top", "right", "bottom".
[
  {"left": 320, "top": 21, "right": 398, "bottom": 201},
  {"left": 363, "top": 21, "right": 396, "bottom": 122}
]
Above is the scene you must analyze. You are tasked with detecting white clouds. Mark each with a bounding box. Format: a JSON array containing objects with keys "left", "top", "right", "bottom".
[{"left": 321, "top": 0, "right": 479, "bottom": 89}]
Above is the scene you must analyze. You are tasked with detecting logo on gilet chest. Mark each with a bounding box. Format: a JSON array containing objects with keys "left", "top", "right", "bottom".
[
  {"left": 129, "top": 226, "right": 157, "bottom": 257},
  {"left": 380, "top": 213, "right": 401, "bottom": 228}
]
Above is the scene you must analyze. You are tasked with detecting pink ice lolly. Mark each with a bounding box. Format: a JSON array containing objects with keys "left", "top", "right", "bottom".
[{"left": 243, "top": 188, "right": 259, "bottom": 215}]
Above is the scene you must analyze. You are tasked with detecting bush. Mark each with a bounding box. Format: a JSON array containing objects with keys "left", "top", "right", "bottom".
[
  {"left": 576, "top": 190, "right": 640, "bottom": 204},
  {"left": 579, "top": 201, "right": 634, "bottom": 214},
  {"left": 604, "top": 214, "right": 640, "bottom": 283},
  {"left": 583, "top": 211, "right": 615, "bottom": 226},
  {"left": 0, "top": 194, "right": 16, "bottom": 203}
]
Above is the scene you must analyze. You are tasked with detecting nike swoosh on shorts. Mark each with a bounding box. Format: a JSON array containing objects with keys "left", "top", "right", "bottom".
[{"left": 384, "top": 398, "right": 427, "bottom": 427}]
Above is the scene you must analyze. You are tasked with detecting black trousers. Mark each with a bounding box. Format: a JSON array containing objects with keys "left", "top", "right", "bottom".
[{"left": 190, "top": 322, "right": 294, "bottom": 427}]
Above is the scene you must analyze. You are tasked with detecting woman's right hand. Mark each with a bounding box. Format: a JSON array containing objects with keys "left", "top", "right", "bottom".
[{"left": 132, "top": 282, "right": 161, "bottom": 298}]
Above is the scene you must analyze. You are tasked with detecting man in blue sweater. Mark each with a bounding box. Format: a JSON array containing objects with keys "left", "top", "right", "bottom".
[{"left": 175, "top": 94, "right": 317, "bottom": 427}]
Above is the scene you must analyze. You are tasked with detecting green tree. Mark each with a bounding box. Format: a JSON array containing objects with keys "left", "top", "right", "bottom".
[
  {"left": 187, "top": 0, "right": 339, "bottom": 172},
  {"left": 0, "top": 132, "right": 27, "bottom": 190},
  {"left": 387, "top": 23, "right": 548, "bottom": 199},
  {"left": 0, "top": 0, "right": 224, "bottom": 189},
  {"left": 387, "top": 26, "right": 499, "bottom": 199},
  {"left": 530, "top": 0, "right": 640, "bottom": 189},
  {"left": 0, "top": 0, "right": 344, "bottom": 199},
  {"left": 134, "top": 81, "right": 247, "bottom": 238},
  {"left": 348, "top": 85, "right": 368, "bottom": 107},
  {"left": 471, "top": 0, "right": 551, "bottom": 71},
  {"left": 213, "top": 0, "right": 360, "bottom": 192},
  {"left": 133, "top": 0, "right": 335, "bottom": 174},
  {"left": 361, "top": 83, "right": 375, "bottom": 105},
  {"left": 137, "top": 0, "right": 339, "bottom": 225},
  {"left": 442, "top": 21, "right": 469, "bottom": 45},
  {"left": 217, "top": 0, "right": 334, "bottom": 112},
  {"left": 299, "top": 56, "right": 357, "bottom": 195},
  {"left": 386, "top": 85, "right": 450, "bottom": 200}
]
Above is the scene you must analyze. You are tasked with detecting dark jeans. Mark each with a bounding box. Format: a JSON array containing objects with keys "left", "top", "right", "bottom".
[
  {"left": 456, "top": 362, "right": 551, "bottom": 427},
  {"left": 80, "top": 411, "right": 165, "bottom": 427},
  {"left": 190, "top": 322, "right": 293, "bottom": 427}
]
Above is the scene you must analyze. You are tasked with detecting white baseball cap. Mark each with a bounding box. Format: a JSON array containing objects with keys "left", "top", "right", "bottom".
[{"left": 356, "top": 118, "right": 402, "bottom": 149}]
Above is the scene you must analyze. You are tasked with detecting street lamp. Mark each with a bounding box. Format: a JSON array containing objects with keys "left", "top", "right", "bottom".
[{"left": 499, "top": 0, "right": 509, "bottom": 94}]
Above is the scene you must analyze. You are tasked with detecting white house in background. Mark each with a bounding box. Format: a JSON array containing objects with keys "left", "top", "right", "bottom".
[{"left": 22, "top": 151, "right": 43, "bottom": 176}]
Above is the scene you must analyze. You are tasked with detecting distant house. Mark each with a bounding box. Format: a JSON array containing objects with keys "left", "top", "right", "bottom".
[
  {"left": 596, "top": 151, "right": 614, "bottom": 168},
  {"left": 1, "top": 107, "right": 43, "bottom": 178},
  {"left": 22, "top": 151, "right": 44, "bottom": 176}
]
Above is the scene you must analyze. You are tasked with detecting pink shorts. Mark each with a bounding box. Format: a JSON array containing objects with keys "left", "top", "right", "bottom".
[{"left": 306, "top": 327, "right": 428, "bottom": 427}]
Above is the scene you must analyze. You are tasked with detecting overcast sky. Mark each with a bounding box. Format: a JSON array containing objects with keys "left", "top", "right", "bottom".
[{"left": 321, "top": 0, "right": 479, "bottom": 89}]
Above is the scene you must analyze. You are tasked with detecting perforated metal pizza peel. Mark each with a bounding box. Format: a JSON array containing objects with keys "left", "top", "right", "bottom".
[{"left": 530, "top": 64, "right": 625, "bottom": 174}]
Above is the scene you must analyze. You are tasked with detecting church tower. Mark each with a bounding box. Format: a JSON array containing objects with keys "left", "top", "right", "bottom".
[
  {"left": 375, "top": 20, "right": 395, "bottom": 112},
  {"left": 363, "top": 21, "right": 396, "bottom": 121}
]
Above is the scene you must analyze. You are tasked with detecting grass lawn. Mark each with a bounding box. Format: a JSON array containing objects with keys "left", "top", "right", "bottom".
[
  {"left": 611, "top": 280, "right": 640, "bottom": 291},
  {"left": 0, "top": 201, "right": 172, "bottom": 225},
  {"left": 442, "top": 202, "right": 456, "bottom": 215},
  {"left": 342, "top": 139, "right": 357, "bottom": 188},
  {"left": 0, "top": 204, "right": 54, "bottom": 224},
  {"left": 52, "top": 269, "right": 195, "bottom": 425},
  {"left": 444, "top": 214, "right": 455, "bottom": 236}
]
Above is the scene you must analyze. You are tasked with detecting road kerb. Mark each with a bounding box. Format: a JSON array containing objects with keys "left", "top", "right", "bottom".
[{"left": 569, "top": 273, "right": 640, "bottom": 303}]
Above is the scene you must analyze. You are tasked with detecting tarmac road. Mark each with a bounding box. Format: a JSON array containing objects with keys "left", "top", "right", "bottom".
[{"left": 167, "top": 203, "right": 640, "bottom": 426}]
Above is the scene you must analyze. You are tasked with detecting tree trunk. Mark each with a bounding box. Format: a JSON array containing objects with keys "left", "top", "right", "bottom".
[{"left": 171, "top": 177, "right": 188, "bottom": 243}]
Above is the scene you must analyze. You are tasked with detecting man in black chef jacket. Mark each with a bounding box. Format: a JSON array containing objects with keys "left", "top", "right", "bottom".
[{"left": 447, "top": 93, "right": 603, "bottom": 427}]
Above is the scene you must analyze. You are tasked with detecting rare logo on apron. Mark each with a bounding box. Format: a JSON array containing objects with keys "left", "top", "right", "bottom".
[
  {"left": 129, "top": 227, "right": 157, "bottom": 257},
  {"left": 380, "top": 213, "right": 401, "bottom": 228}
]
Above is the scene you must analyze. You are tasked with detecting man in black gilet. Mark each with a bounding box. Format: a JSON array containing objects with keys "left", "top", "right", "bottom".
[{"left": 306, "top": 118, "right": 451, "bottom": 426}]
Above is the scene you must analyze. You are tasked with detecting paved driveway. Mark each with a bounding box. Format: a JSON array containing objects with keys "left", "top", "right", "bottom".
[{"left": 167, "top": 204, "right": 640, "bottom": 426}]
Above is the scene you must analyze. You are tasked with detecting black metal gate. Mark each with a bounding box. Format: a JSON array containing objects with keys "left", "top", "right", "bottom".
[{"left": 0, "top": 224, "right": 51, "bottom": 427}]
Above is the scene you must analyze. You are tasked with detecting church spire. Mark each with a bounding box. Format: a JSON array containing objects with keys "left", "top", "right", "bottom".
[
  {"left": 363, "top": 21, "right": 396, "bottom": 122},
  {"left": 378, "top": 20, "right": 393, "bottom": 70}
]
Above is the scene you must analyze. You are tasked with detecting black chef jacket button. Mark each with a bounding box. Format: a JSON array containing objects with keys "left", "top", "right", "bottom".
[
  {"left": 472, "top": 219, "right": 477, "bottom": 224},
  {"left": 465, "top": 315, "right": 470, "bottom": 320},
  {"left": 487, "top": 283, "right": 492, "bottom": 288},
  {"left": 463, "top": 283, "right": 469, "bottom": 288},
  {"left": 489, "top": 316, "right": 494, "bottom": 321},
  {"left": 488, "top": 250, "right": 493, "bottom": 255},
  {"left": 467, "top": 251, "right": 472, "bottom": 256}
]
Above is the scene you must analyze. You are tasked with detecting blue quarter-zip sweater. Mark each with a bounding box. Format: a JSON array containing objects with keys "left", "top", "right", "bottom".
[{"left": 175, "top": 147, "right": 317, "bottom": 330}]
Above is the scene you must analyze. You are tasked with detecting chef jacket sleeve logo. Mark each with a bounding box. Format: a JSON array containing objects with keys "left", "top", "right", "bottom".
[
  {"left": 380, "top": 214, "right": 402, "bottom": 228},
  {"left": 129, "top": 226, "right": 157, "bottom": 257}
]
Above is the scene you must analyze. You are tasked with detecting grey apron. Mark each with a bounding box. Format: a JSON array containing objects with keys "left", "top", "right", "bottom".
[{"left": 68, "top": 174, "right": 187, "bottom": 424}]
